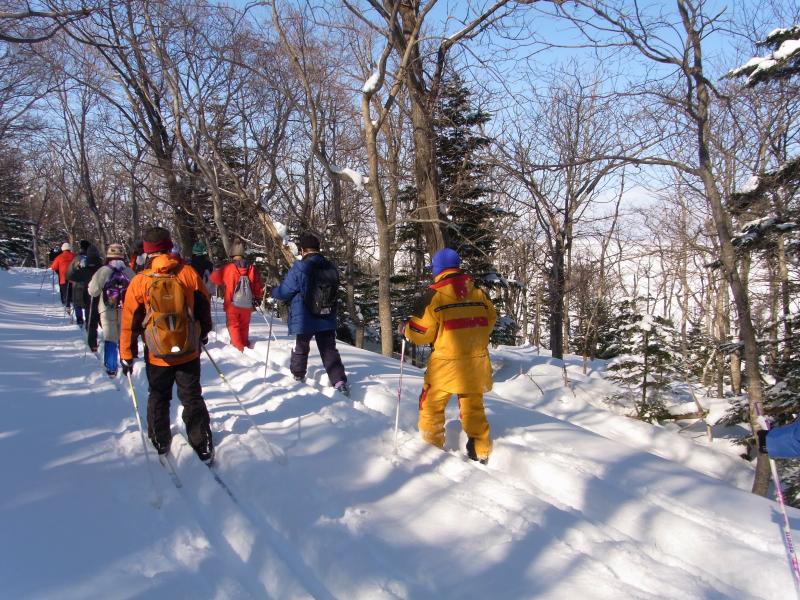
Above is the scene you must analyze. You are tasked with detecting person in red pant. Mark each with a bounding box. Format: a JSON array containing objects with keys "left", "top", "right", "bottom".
[
  {"left": 210, "top": 242, "right": 264, "bottom": 351},
  {"left": 50, "top": 242, "right": 75, "bottom": 309}
]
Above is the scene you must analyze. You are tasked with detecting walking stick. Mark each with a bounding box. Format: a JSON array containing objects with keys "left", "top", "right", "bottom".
[
  {"left": 126, "top": 373, "right": 162, "bottom": 508},
  {"left": 38, "top": 269, "right": 47, "bottom": 294},
  {"left": 755, "top": 404, "right": 800, "bottom": 594},
  {"left": 393, "top": 338, "right": 407, "bottom": 454},
  {"left": 257, "top": 305, "right": 276, "bottom": 383},
  {"left": 201, "top": 344, "right": 286, "bottom": 464}
]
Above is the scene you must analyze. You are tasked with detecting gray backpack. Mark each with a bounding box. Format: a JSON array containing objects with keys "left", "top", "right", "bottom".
[{"left": 231, "top": 272, "right": 253, "bottom": 309}]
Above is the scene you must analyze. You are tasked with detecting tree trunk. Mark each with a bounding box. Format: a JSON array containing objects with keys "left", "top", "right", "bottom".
[
  {"left": 680, "top": 4, "right": 770, "bottom": 494},
  {"left": 398, "top": 2, "right": 446, "bottom": 254},
  {"left": 549, "top": 242, "right": 565, "bottom": 359}
]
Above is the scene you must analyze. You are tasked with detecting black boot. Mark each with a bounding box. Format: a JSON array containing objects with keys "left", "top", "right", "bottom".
[
  {"left": 149, "top": 435, "right": 172, "bottom": 456},
  {"left": 466, "top": 438, "right": 488, "bottom": 465}
]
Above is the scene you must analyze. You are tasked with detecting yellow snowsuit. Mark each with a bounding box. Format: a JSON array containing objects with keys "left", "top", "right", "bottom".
[{"left": 405, "top": 269, "right": 497, "bottom": 461}]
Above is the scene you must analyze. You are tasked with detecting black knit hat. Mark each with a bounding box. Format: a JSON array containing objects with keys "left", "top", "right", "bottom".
[{"left": 298, "top": 232, "right": 320, "bottom": 250}]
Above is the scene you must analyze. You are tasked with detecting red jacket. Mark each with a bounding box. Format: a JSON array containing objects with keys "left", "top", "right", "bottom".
[
  {"left": 50, "top": 251, "right": 75, "bottom": 284},
  {"left": 210, "top": 262, "right": 264, "bottom": 311}
]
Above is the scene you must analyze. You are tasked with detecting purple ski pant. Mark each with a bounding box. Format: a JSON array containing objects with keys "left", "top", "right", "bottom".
[{"left": 290, "top": 330, "right": 346, "bottom": 386}]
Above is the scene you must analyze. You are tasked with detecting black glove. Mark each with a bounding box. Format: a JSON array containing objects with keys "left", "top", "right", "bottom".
[
  {"left": 121, "top": 358, "right": 135, "bottom": 376},
  {"left": 253, "top": 297, "right": 263, "bottom": 309},
  {"left": 200, "top": 335, "right": 209, "bottom": 346}
]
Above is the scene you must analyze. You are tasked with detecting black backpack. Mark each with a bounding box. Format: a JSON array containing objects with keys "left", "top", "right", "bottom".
[{"left": 305, "top": 259, "right": 339, "bottom": 316}]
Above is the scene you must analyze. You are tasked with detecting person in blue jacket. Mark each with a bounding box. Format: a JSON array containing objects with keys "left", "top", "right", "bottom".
[
  {"left": 759, "top": 420, "right": 800, "bottom": 458},
  {"left": 271, "top": 232, "right": 349, "bottom": 397}
]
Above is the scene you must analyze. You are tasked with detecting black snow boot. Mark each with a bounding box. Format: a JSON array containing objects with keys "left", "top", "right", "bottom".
[
  {"left": 150, "top": 435, "right": 171, "bottom": 456},
  {"left": 466, "top": 438, "right": 488, "bottom": 465}
]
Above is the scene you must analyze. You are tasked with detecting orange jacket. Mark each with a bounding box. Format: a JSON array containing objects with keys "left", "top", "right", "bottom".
[
  {"left": 49, "top": 251, "right": 75, "bottom": 285},
  {"left": 210, "top": 262, "right": 264, "bottom": 311},
  {"left": 120, "top": 253, "right": 211, "bottom": 367}
]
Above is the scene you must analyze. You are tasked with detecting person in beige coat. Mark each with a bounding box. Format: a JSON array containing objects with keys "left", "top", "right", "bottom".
[{"left": 88, "top": 244, "right": 135, "bottom": 376}]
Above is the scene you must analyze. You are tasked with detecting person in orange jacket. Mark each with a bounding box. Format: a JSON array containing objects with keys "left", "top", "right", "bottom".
[
  {"left": 210, "top": 242, "right": 264, "bottom": 352},
  {"left": 50, "top": 242, "right": 75, "bottom": 308},
  {"left": 119, "top": 226, "right": 213, "bottom": 462},
  {"left": 398, "top": 248, "right": 497, "bottom": 464}
]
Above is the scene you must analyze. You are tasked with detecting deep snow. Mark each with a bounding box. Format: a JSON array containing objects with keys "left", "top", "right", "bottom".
[{"left": 1, "top": 267, "right": 797, "bottom": 599}]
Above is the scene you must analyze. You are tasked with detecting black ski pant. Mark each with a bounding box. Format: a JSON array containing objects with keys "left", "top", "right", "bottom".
[
  {"left": 86, "top": 296, "right": 100, "bottom": 349},
  {"left": 59, "top": 282, "right": 72, "bottom": 307},
  {"left": 145, "top": 356, "right": 212, "bottom": 456},
  {"left": 290, "top": 329, "right": 346, "bottom": 385}
]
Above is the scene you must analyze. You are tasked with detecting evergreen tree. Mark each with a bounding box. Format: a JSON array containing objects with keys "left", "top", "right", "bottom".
[
  {"left": 0, "top": 150, "right": 32, "bottom": 269},
  {"left": 605, "top": 297, "right": 682, "bottom": 423},
  {"left": 435, "top": 72, "right": 506, "bottom": 278},
  {"left": 685, "top": 321, "right": 716, "bottom": 381},
  {"left": 435, "top": 71, "right": 518, "bottom": 343}
]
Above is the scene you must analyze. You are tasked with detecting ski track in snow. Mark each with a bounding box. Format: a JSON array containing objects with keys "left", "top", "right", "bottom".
[{"left": 1, "top": 268, "right": 798, "bottom": 599}]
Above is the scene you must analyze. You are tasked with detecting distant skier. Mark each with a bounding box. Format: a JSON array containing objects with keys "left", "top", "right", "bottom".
[
  {"left": 189, "top": 241, "right": 214, "bottom": 289},
  {"left": 210, "top": 242, "right": 264, "bottom": 352},
  {"left": 67, "top": 242, "right": 102, "bottom": 328},
  {"left": 129, "top": 241, "right": 146, "bottom": 273},
  {"left": 398, "top": 248, "right": 497, "bottom": 464},
  {"left": 271, "top": 232, "right": 349, "bottom": 396},
  {"left": 49, "top": 242, "right": 75, "bottom": 309},
  {"left": 119, "top": 226, "right": 214, "bottom": 463},
  {"left": 88, "top": 244, "right": 134, "bottom": 375}
]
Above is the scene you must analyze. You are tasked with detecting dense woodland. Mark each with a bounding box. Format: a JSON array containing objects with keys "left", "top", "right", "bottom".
[{"left": 1, "top": 0, "right": 799, "bottom": 498}]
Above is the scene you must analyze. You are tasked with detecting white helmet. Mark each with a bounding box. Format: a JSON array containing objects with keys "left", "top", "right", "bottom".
[{"left": 61, "top": 242, "right": 72, "bottom": 251}]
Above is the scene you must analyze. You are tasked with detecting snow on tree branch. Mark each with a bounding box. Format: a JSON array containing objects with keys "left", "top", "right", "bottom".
[
  {"left": 730, "top": 156, "right": 800, "bottom": 212},
  {"left": 727, "top": 26, "right": 800, "bottom": 85},
  {"left": 362, "top": 71, "right": 380, "bottom": 94},
  {"left": 731, "top": 215, "right": 797, "bottom": 249},
  {"left": 330, "top": 165, "right": 369, "bottom": 191}
]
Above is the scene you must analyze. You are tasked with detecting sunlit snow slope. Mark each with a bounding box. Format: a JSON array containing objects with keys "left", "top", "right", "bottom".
[{"left": 1, "top": 267, "right": 796, "bottom": 599}]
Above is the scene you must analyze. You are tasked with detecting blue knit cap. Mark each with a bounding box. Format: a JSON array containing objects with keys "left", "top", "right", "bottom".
[{"left": 431, "top": 248, "right": 461, "bottom": 276}]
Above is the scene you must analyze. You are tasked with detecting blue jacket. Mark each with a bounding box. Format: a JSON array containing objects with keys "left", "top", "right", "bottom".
[
  {"left": 272, "top": 252, "right": 338, "bottom": 335},
  {"left": 767, "top": 420, "right": 800, "bottom": 458}
]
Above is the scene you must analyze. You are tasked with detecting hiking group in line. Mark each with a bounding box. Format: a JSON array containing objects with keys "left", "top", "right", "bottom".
[{"left": 48, "top": 228, "right": 498, "bottom": 467}]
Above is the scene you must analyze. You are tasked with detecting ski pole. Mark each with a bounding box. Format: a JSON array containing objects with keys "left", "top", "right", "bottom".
[
  {"left": 201, "top": 344, "right": 286, "bottom": 464},
  {"left": 755, "top": 404, "right": 800, "bottom": 592},
  {"left": 212, "top": 294, "right": 221, "bottom": 334},
  {"left": 38, "top": 269, "right": 47, "bottom": 294},
  {"left": 83, "top": 298, "right": 96, "bottom": 359},
  {"left": 393, "top": 338, "right": 407, "bottom": 454},
  {"left": 125, "top": 373, "right": 162, "bottom": 508},
  {"left": 257, "top": 305, "right": 276, "bottom": 382}
]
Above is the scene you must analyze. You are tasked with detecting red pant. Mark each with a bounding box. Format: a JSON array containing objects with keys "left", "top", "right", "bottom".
[{"left": 225, "top": 307, "right": 252, "bottom": 351}]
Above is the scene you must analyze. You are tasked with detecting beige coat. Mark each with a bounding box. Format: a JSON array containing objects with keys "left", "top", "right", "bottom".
[{"left": 88, "top": 261, "right": 135, "bottom": 343}]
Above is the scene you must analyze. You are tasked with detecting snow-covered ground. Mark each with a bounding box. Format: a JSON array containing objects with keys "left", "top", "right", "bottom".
[{"left": 1, "top": 267, "right": 797, "bottom": 599}]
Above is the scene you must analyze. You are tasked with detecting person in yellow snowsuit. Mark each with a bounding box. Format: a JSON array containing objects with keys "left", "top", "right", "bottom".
[{"left": 399, "top": 248, "right": 497, "bottom": 464}]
